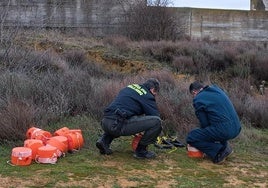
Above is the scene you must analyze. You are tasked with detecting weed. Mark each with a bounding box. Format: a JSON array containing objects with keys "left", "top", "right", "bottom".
[{"left": 0, "top": 116, "right": 267, "bottom": 187}]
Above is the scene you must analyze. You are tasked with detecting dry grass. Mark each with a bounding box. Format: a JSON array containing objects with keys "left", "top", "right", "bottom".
[{"left": 0, "top": 29, "right": 267, "bottom": 144}]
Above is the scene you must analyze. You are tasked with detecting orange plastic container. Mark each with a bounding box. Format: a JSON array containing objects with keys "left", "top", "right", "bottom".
[
  {"left": 46, "top": 136, "right": 68, "bottom": 157},
  {"left": 24, "top": 139, "right": 44, "bottom": 160},
  {"left": 26, "top": 127, "right": 52, "bottom": 144},
  {"left": 11, "top": 147, "right": 32, "bottom": 166},
  {"left": 66, "top": 132, "right": 84, "bottom": 151},
  {"left": 131, "top": 133, "right": 143, "bottom": 151},
  {"left": 54, "top": 127, "right": 70, "bottom": 136},
  {"left": 69, "top": 129, "right": 82, "bottom": 134},
  {"left": 187, "top": 144, "right": 204, "bottom": 158},
  {"left": 36, "top": 145, "right": 57, "bottom": 164}
]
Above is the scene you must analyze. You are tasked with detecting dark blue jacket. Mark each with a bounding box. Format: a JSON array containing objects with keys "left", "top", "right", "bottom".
[
  {"left": 193, "top": 85, "right": 241, "bottom": 130},
  {"left": 104, "top": 83, "right": 160, "bottom": 118}
]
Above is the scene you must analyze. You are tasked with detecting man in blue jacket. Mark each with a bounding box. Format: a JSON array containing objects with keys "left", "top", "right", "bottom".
[
  {"left": 96, "top": 78, "right": 162, "bottom": 159},
  {"left": 186, "top": 81, "right": 241, "bottom": 164}
]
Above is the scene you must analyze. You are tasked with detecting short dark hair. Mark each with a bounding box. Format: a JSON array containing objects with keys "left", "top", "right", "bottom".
[
  {"left": 143, "top": 78, "right": 160, "bottom": 92},
  {"left": 189, "top": 81, "right": 204, "bottom": 93}
]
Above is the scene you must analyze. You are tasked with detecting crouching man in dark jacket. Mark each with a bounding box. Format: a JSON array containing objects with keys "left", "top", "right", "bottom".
[
  {"left": 187, "top": 81, "right": 241, "bottom": 164},
  {"left": 96, "top": 78, "right": 162, "bottom": 159}
]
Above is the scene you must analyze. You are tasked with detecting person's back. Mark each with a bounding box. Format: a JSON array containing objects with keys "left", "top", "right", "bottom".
[
  {"left": 187, "top": 81, "right": 241, "bottom": 164},
  {"left": 96, "top": 78, "right": 162, "bottom": 159},
  {"left": 194, "top": 85, "right": 240, "bottom": 133},
  {"left": 104, "top": 83, "right": 160, "bottom": 118}
]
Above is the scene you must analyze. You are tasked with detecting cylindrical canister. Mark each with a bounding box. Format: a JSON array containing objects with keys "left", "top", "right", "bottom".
[
  {"left": 11, "top": 147, "right": 32, "bottom": 166},
  {"left": 187, "top": 144, "right": 204, "bottom": 158},
  {"left": 24, "top": 139, "right": 44, "bottom": 160},
  {"left": 131, "top": 133, "right": 143, "bottom": 151}
]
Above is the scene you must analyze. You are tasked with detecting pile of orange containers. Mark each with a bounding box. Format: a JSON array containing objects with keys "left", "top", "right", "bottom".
[{"left": 10, "top": 126, "right": 84, "bottom": 166}]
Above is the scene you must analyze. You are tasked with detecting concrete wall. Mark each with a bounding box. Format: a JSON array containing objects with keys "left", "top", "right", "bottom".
[
  {"left": 187, "top": 8, "right": 268, "bottom": 41},
  {"left": 1, "top": 0, "right": 137, "bottom": 36},
  {"left": 0, "top": 0, "right": 268, "bottom": 41}
]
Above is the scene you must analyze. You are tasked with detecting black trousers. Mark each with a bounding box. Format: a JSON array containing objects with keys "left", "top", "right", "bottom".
[{"left": 101, "top": 115, "right": 162, "bottom": 146}]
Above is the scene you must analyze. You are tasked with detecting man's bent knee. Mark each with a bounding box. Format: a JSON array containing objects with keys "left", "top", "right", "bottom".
[{"left": 186, "top": 129, "right": 199, "bottom": 144}]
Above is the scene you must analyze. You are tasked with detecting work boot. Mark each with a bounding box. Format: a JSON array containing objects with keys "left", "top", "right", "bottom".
[
  {"left": 133, "top": 144, "right": 156, "bottom": 159},
  {"left": 213, "top": 144, "right": 233, "bottom": 164},
  {"left": 96, "top": 134, "right": 113, "bottom": 155}
]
